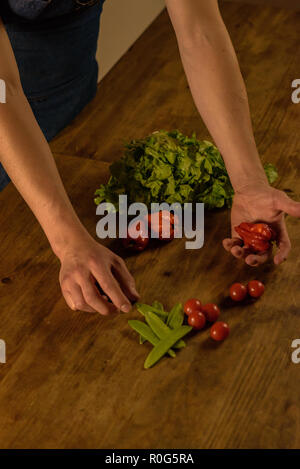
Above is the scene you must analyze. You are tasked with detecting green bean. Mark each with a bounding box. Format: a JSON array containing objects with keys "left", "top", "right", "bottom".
[
  {"left": 144, "top": 326, "right": 192, "bottom": 369},
  {"left": 128, "top": 320, "right": 176, "bottom": 358},
  {"left": 152, "top": 300, "right": 164, "bottom": 312},
  {"left": 136, "top": 303, "right": 168, "bottom": 320},
  {"left": 139, "top": 335, "right": 146, "bottom": 344},
  {"left": 145, "top": 311, "right": 186, "bottom": 349},
  {"left": 166, "top": 303, "right": 184, "bottom": 329}
]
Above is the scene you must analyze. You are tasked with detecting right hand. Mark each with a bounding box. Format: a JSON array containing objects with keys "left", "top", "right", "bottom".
[
  {"left": 58, "top": 233, "right": 139, "bottom": 315},
  {"left": 223, "top": 183, "right": 300, "bottom": 266}
]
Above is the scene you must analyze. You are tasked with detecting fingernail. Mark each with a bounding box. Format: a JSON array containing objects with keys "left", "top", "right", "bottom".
[
  {"left": 132, "top": 289, "right": 140, "bottom": 299},
  {"left": 121, "top": 303, "right": 131, "bottom": 313}
]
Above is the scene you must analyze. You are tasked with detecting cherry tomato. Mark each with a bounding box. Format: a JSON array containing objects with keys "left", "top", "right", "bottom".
[
  {"left": 247, "top": 280, "right": 265, "bottom": 298},
  {"left": 210, "top": 322, "right": 230, "bottom": 341},
  {"left": 202, "top": 303, "right": 220, "bottom": 322},
  {"left": 188, "top": 311, "right": 206, "bottom": 330},
  {"left": 122, "top": 220, "right": 149, "bottom": 252},
  {"left": 229, "top": 283, "right": 247, "bottom": 302},
  {"left": 184, "top": 298, "right": 202, "bottom": 316},
  {"left": 146, "top": 210, "right": 179, "bottom": 241}
]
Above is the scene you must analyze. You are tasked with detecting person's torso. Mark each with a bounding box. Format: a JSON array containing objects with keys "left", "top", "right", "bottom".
[
  {"left": 1, "top": 0, "right": 102, "bottom": 27},
  {"left": 1, "top": 0, "right": 105, "bottom": 141}
]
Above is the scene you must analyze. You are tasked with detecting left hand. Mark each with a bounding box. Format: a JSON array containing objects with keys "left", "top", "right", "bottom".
[{"left": 223, "top": 183, "right": 300, "bottom": 266}]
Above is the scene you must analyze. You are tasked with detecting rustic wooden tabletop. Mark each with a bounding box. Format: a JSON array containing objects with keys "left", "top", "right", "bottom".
[{"left": 0, "top": 2, "right": 299, "bottom": 449}]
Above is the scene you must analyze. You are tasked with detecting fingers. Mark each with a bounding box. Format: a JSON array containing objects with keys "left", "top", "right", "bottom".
[
  {"left": 62, "top": 277, "right": 118, "bottom": 315},
  {"left": 275, "top": 191, "right": 300, "bottom": 218},
  {"left": 112, "top": 258, "right": 140, "bottom": 302},
  {"left": 62, "top": 283, "right": 97, "bottom": 313},
  {"left": 230, "top": 244, "right": 252, "bottom": 259},
  {"left": 223, "top": 237, "right": 250, "bottom": 260},
  {"left": 91, "top": 265, "right": 133, "bottom": 313},
  {"left": 274, "top": 222, "right": 291, "bottom": 265},
  {"left": 81, "top": 276, "right": 118, "bottom": 316},
  {"left": 60, "top": 253, "right": 138, "bottom": 315},
  {"left": 222, "top": 237, "right": 243, "bottom": 252},
  {"left": 223, "top": 237, "right": 270, "bottom": 265},
  {"left": 245, "top": 251, "right": 270, "bottom": 267}
]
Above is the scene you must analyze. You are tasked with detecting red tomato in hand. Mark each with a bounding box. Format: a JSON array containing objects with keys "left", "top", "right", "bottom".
[
  {"left": 247, "top": 280, "right": 265, "bottom": 298},
  {"left": 184, "top": 298, "right": 202, "bottom": 316},
  {"left": 249, "top": 223, "right": 276, "bottom": 241},
  {"left": 210, "top": 322, "right": 230, "bottom": 341},
  {"left": 229, "top": 283, "right": 247, "bottom": 302},
  {"left": 188, "top": 311, "right": 206, "bottom": 330},
  {"left": 202, "top": 303, "right": 220, "bottom": 322}
]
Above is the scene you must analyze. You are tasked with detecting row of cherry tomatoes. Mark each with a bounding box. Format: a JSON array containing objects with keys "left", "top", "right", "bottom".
[{"left": 183, "top": 280, "right": 265, "bottom": 341}]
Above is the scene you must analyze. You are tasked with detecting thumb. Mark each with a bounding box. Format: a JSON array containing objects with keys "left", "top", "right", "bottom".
[{"left": 274, "top": 191, "right": 300, "bottom": 217}]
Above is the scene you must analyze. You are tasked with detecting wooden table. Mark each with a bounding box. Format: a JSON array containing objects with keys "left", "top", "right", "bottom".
[{"left": 0, "top": 2, "right": 299, "bottom": 449}]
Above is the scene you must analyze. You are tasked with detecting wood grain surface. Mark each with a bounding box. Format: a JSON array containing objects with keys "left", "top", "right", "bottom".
[{"left": 0, "top": 2, "right": 299, "bottom": 449}]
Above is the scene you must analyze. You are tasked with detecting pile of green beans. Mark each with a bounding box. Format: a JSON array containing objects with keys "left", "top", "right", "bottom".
[{"left": 128, "top": 302, "right": 192, "bottom": 369}]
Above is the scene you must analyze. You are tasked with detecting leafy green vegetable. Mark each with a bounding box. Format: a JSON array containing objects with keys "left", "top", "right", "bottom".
[
  {"left": 94, "top": 130, "right": 278, "bottom": 210},
  {"left": 263, "top": 163, "right": 278, "bottom": 185}
]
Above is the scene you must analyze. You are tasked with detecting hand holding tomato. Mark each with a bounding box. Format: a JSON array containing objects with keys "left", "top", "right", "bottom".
[{"left": 223, "top": 183, "right": 300, "bottom": 266}]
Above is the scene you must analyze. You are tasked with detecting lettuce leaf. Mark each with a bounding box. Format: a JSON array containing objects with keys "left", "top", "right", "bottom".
[{"left": 94, "top": 130, "right": 278, "bottom": 210}]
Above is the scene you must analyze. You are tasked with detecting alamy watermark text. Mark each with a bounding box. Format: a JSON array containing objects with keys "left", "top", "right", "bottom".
[
  {"left": 0, "top": 79, "right": 6, "bottom": 104},
  {"left": 0, "top": 339, "right": 6, "bottom": 364}
]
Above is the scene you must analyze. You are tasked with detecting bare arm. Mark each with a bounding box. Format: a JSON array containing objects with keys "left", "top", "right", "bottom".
[
  {"left": 0, "top": 19, "right": 138, "bottom": 313},
  {"left": 166, "top": 0, "right": 266, "bottom": 189},
  {"left": 166, "top": 0, "right": 300, "bottom": 265}
]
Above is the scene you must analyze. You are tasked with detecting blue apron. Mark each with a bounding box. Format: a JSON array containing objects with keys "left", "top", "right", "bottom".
[{"left": 0, "top": 0, "right": 105, "bottom": 190}]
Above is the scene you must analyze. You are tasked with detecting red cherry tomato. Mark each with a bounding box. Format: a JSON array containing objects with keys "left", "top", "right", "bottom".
[
  {"left": 202, "top": 303, "right": 220, "bottom": 322},
  {"left": 184, "top": 298, "right": 202, "bottom": 316},
  {"left": 247, "top": 280, "right": 265, "bottom": 298},
  {"left": 210, "top": 322, "right": 230, "bottom": 341},
  {"left": 188, "top": 311, "right": 206, "bottom": 330},
  {"left": 122, "top": 220, "right": 149, "bottom": 252},
  {"left": 229, "top": 283, "right": 247, "bottom": 302},
  {"left": 146, "top": 211, "right": 179, "bottom": 241}
]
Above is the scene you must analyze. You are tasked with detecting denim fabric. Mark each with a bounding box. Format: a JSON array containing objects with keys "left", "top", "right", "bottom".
[
  {"left": 0, "top": 1, "right": 104, "bottom": 191},
  {"left": 7, "top": 0, "right": 55, "bottom": 21},
  {"left": 4, "top": 0, "right": 102, "bottom": 23}
]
